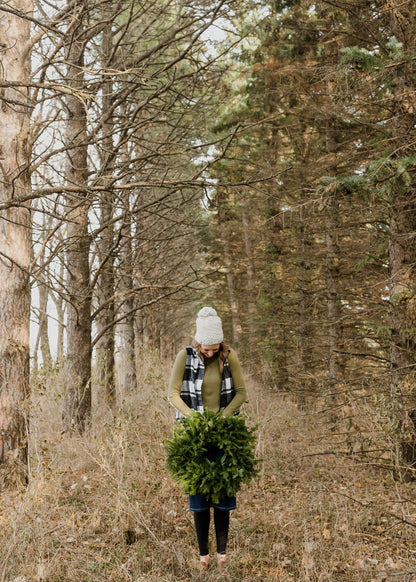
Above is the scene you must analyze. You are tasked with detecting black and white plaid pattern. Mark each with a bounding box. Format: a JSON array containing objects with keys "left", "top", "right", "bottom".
[{"left": 176, "top": 347, "right": 235, "bottom": 420}]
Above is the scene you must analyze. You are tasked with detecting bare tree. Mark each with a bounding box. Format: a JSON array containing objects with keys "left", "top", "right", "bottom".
[
  {"left": 0, "top": 0, "right": 33, "bottom": 478},
  {"left": 62, "top": 1, "right": 92, "bottom": 431},
  {"left": 26, "top": 0, "right": 242, "bottom": 424},
  {"left": 94, "top": 8, "right": 116, "bottom": 404},
  {"left": 118, "top": 194, "right": 137, "bottom": 394}
]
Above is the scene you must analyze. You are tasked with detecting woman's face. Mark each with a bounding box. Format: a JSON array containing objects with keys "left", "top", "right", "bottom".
[{"left": 200, "top": 344, "right": 220, "bottom": 358}]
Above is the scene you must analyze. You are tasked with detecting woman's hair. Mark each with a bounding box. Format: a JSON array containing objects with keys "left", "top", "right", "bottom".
[{"left": 194, "top": 342, "right": 229, "bottom": 373}]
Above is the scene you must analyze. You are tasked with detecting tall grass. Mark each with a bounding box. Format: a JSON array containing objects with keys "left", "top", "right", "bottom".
[{"left": 1, "top": 349, "right": 416, "bottom": 581}]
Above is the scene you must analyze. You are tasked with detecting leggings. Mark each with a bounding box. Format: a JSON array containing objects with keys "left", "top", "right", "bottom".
[{"left": 193, "top": 508, "right": 230, "bottom": 555}]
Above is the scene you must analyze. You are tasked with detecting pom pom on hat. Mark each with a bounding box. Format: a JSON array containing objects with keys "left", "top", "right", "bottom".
[{"left": 195, "top": 306, "right": 224, "bottom": 345}]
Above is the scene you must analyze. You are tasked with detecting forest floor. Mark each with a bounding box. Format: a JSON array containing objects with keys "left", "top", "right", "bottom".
[{"left": 1, "top": 351, "right": 416, "bottom": 582}]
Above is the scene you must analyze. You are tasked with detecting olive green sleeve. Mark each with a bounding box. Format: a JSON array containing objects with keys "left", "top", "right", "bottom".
[
  {"left": 221, "top": 348, "right": 248, "bottom": 417},
  {"left": 168, "top": 349, "right": 194, "bottom": 417}
]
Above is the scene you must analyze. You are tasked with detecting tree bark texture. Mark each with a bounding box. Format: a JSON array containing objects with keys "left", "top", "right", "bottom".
[
  {"left": 389, "top": 193, "right": 416, "bottom": 469},
  {"left": 325, "top": 211, "right": 345, "bottom": 415},
  {"left": 51, "top": 252, "right": 65, "bottom": 363},
  {"left": 324, "top": 116, "right": 345, "bottom": 419},
  {"left": 0, "top": 0, "right": 33, "bottom": 475},
  {"left": 296, "top": 220, "right": 315, "bottom": 408},
  {"left": 119, "top": 212, "right": 137, "bottom": 394},
  {"left": 387, "top": 1, "right": 416, "bottom": 472},
  {"left": 241, "top": 197, "right": 256, "bottom": 359},
  {"left": 62, "top": 6, "right": 92, "bottom": 431},
  {"left": 217, "top": 189, "right": 242, "bottom": 346},
  {"left": 38, "top": 254, "right": 52, "bottom": 367},
  {"left": 265, "top": 197, "right": 289, "bottom": 391},
  {"left": 95, "top": 14, "right": 115, "bottom": 405}
]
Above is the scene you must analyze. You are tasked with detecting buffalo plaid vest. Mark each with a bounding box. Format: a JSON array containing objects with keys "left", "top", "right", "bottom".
[{"left": 176, "top": 347, "right": 235, "bottom": 420}]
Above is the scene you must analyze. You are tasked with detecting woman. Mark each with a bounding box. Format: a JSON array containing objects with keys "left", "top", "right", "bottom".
[{"left": 168, "top": 306, "right": 247, "bottom": 571}]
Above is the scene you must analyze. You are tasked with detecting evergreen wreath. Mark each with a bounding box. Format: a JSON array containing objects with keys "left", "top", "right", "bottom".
[{"left": 166, "top": 409, "right": 260, "bottom": 504}]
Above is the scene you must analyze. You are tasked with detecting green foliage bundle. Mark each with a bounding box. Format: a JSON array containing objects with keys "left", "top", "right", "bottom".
[
  {"left": 166, "top": 410, "right": 260, "bottom": 504},
  {"left": 338, "top": 46, "right": 384, "bottom": 74}
]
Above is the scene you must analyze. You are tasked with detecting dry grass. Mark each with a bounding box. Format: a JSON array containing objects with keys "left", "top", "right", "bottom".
[{"left": 1, "top": 351, "right": 416, "bottom": 581}]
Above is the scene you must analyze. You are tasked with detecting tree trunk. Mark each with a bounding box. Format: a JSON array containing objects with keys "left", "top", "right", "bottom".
[
  {"left": 38, "top": 271, "right": 52, "bottom": 367},
  {"left": 37, "top": 245, "right": 52, "bottom": 367},
  {"left": 221, "top": 235, "right": 242, "bottom": 346},
  {"left": 324, "top": 115, "right": 345, "bottom": 421},
  {"left": 62, "top": 4, "right": 92, "bottom": 431},
  {"left": 265, "top": 197, "right": 289, "bottom": 391},
  {"left": 95, "top": 13, "right": 115, "bottom": 405},
  {"left": 217, "top": 189, "right": 242, "bottom": 346},
  {"left": 325, "top": 210, "right": 344, "bottom": 420},
  {"left": 0, "top": 0, "right": 33, "bottom": 479},
  {"left": 296, "top": 219, "right": 315, "bottom": 409},
  {"left": 387, "top": 1, "right": 416, "bottom": 475},
  {"left": 50, "top": 252, "right": 65, "bottom": 364},
  {"left": 241, "top": 196, "right": 256, "bottom": 359},
  {"left": 389, "top": 193, "right": 416, "bottom": 473},
  {"left": 119, "top": 212, "right": 137, "bottom": 393}
]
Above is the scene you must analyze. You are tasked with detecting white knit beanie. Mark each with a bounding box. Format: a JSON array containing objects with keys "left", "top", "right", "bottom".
[{"left": 194, "top": 306, "right": 224, "bottom": 345}]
